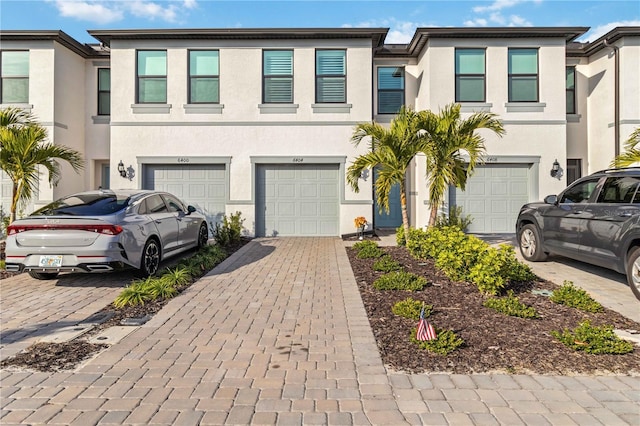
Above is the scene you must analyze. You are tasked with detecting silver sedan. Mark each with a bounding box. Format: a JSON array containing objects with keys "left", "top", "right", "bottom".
[{"left": 5, "top": 189, "right": 209, "bottom": 279}]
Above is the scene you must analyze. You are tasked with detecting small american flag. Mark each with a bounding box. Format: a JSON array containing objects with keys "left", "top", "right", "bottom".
[{"left": 416, "top": 305, "right": 436, "bottom": 341}]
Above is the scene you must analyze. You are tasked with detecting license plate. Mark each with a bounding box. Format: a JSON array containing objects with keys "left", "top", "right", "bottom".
[{"left": 39, "top": 255, "right": 63, "bottom": 268}]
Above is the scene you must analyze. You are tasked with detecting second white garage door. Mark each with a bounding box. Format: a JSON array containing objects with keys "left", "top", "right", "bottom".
[
  {"left": 256, "top": 164, "right": 339, "bottom": 237},
  {"left": 452, "top": 164, "right": 530, "bottom": 233},
  {"left": 143, "top": 164, "right": 226, "bottom": 226}
]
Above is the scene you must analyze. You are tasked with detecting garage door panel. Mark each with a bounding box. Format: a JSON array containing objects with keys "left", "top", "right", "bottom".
[
  {"left": 278, "top": 202, "right": 296, "bottom": 216},
  {"left": 276, "top": 183, "right": 295, "bottom": 198},
  {"left": 256, "top": 164, "right": 339, "bottom": 237},
  {"left": 300, "top": 202, "right": 318, "bottom": 216},
  {"left": 491, "top": 182, "right": 508, "bottom": 196},
  {"left": 454, "top": 164, "right": 529, "bottom": 233},
  {"left": 300, "top": 184, "right": 318, "bottom": 198}
]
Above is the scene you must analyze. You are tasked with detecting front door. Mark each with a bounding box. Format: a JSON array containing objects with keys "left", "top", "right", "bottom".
[{"left": 373, "top": 168, "right": 402, "bottom": 228}]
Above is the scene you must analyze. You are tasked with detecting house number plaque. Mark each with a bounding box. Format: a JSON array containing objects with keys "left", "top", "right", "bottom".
[
  {"left": 177, "top": 157, "right": 190, "bottom": 163},
  {"left": 292, "top": 158, "right": 304, "bottom": 163}
]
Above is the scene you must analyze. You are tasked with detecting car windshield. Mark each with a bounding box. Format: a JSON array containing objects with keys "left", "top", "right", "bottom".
[{"left": 31, "top": 193, "right": 131, "bottom": 216}]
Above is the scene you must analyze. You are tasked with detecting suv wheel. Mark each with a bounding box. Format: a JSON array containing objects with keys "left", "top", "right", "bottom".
[
  {"left": 519, "top": 224, "right": 548, "bottom": 262},
  {"left": 626, "top": 246, "right": 640, "bottom": 300}
]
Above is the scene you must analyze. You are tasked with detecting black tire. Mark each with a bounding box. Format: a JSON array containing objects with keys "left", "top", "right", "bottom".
[
  {"left": 197, "top": 222, "right": 209, "bottom": 249},
  {"left": 518, "top": 224, "right": 548, "bottom": 262},
  {"left": 28, "top": 271, "right": 59, "bottom": 280},
  {"left": 138, "top": 238, "right": 161, "bottom": 277},
  {"left": 626, "top": 246, "right": 640, "bottom": 301}
]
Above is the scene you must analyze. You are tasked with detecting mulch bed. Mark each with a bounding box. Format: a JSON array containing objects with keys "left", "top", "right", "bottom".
[{"left": 347, "top": 246, "right": 640, "bottom": 375}]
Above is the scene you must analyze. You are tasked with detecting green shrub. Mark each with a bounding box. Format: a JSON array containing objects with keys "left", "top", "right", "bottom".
[
  {"left": 434, "top": 206, "right": 473, "bottom": 231},
  {"left": 373, "top": 255, "right": 402, "bottom": 272},
  {"left": 160, "top": 266, "right": 192, "bottom": 287},
  {"left": 550, "top": 281, "right": 604, "bottom": 313},
  {"left": 397, "top": 226, "right": 430, "bottom": 247},
  {"left": 411, "top": 328, "right": 464, "bottom": 355},
  {"left": 405, "top": 226, "right": 535, "bottom": 295},
  {"left": 392, "top": 298, "right": 432, "bottom": 320},
  {"left": 353, "top": 240, "right": 378, "bottom": 252},
  {"left": 0, "top": 260, "right": 5, "bottom": 270},
  {"left": 114, "top": 280, "right": 153, "bottom": 308},
  {"left": 396, "top": 226, "right": 406, "bottom": 246},
  {"left": 551, "top": 320, "right": 634, "bottom": 354},
  {"left": 146, "top": 279, "right": 178, "bottom": 300},
  {"left": 214, "top": 211, "right": 244, "bottom": 247},
  {"left": 355, "top": 243, "right": 385, "bottom": 259},
  {"left": 373, "top": 271, "right": 428, "bottom": 291},
  {"left": 468, "top": 244, "right": 535, "bottom": 295},
  {"left": 483, "top": 290, "right": 539, "bottom": 318}
]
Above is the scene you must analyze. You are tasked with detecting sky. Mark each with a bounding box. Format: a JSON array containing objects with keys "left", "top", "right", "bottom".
[{"left": 1, "top": 0, "right": 639, "bottom": 45}]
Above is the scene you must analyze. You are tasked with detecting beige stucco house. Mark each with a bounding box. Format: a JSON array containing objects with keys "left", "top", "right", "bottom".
[{"left": 1, "top": 26, "right": 638, "bottom": 236}]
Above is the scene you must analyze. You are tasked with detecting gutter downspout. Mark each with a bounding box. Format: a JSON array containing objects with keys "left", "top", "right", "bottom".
[{"left": 604, "top": 39, "right": 620, "bottom": 157}]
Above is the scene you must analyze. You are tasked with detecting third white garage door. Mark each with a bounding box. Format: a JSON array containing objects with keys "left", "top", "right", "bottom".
[
  {"left": 452, "top": 164, "right": 530, "bottom": 233},
  {"left": 256, "top": 164, "right": 339, "bottom": 237}
]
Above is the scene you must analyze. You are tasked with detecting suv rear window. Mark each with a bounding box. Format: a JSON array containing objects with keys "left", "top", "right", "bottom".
[{"left": 31, "top": 193, "right": 130, "bottom": 216}]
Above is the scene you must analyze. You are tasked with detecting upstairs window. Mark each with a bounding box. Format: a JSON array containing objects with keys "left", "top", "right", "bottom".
[
  {"left": 566, "top": 66, "right": 576, "bottom": 114},
  {"left": 455, "top": 49, "right": 485, "bottom": 102},
  {"left": 377, "top": 67, "right": 404, "bottom": 114},
  {"left": 97, "top": 68, "right": 110, "bottom": 115},
  {"left": 316, "top": 49, "right": 346, "bottom": 103},
  {"left": 263, "top": 50, "right": 293, "bottom": 103},
  {"left": 1, "top": 51, "right": 29, "bottom": 104},
  {"left": 189, "top": 50, "right": 219, "bottom": 104},
  {"left": 508, "top": 48, "right": 538, "bottom": 102},
  {"left": 137, "top": 50, "right": 167, "bottom": 103}
]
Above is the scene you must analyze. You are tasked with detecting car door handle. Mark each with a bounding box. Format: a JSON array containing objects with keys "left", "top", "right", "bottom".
[
  {"left": 155, "top": 220, "right": 162, "bottom": 224},
  {"left": 570, "top": 211, "right": 584, "bottom": 215},
  {"left": 618, "top": 212, "right": 634, "bottom": 217}
]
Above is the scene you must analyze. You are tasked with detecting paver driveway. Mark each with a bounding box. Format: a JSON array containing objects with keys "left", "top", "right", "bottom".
[
  {"left": 1, "top": 272, "right": 130, "bottom": 360},
  {"left": 1, "top": 238, "right": 638, "bottom": 425}
]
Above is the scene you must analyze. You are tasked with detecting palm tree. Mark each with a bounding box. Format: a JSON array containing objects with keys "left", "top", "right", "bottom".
[
  {"left": 0, "top": 108, "right": 84, "bottom": 224},
  {"left": 418, "top": 103, "right": 505, "bottom": 227},
  {"left": 611, "top": 128, "right": 640, "bottom": 168},
  {"left": 347, "top": 106, "right": 427, "bottom": 240}
]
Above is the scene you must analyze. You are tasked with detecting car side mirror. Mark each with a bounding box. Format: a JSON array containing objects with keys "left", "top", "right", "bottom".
[
  {"left": 544, "top": 195, "right": 558, "bottom": 205},
  {"left": 187, "top": 205, "right": 196, "bottom": 214}
]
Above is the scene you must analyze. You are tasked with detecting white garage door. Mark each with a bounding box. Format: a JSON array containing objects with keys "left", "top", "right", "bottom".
[
  {"left": 256, "top": 164, "right": 339, "bottom": 237},
  {"left": 453, "top": 164, "right": 529, "bottom": 233},
  {"left": 143, "top": 164, "right": 226, "bottom": 227}
]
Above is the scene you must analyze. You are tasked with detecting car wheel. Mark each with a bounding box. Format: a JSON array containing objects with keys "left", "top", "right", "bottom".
[
  {"left": 28, "top": 271, "right": 59, "bottom": 280},
  {"left": 197, "top": 222, "right": 208, "bottom": 249},
  {"left": 139, "top": 238, "right": 161, "bottom": 277},
  {"left": 626, "top": 246, "right": 640, "bottom": 301},
  {"left": 519, "top": 224, "right": 548, "bottom": 262}
]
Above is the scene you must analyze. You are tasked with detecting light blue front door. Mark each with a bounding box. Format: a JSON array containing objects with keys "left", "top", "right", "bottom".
[{"left": 373, "top": 169, "right": 402, "bottom": 228}]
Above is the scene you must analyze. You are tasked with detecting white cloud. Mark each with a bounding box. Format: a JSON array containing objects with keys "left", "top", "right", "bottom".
[
  {"left": 53, "top": 0, "right": 123, "bottom": 24},
  {"left": 580, "top": 20, "right": 640, "bottom": 42},
  {"left": 464, "top": 11, "right": 532, "bottom": 27},
  {"left": 128, "top": 1, "right": 178, "bottom": 22},
  {"left": 464, "top": 18, "right": 488, "bottom": 27},
  {"left": 51, "top": 0, "right": 198, "bottom": 24},
  {"left": 473, "top": 0, "right": 541, "bottom": 13},
  {"left": 344, "top": 19, "right": 433, "bottom": 44},
  {"left": 507, "top": 15, "right": 532, "bottom": 27}
]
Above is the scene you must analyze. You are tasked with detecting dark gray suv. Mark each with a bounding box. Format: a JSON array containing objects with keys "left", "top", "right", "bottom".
[{"left": 516, "top": 168, "right": 640, "bottom": 300}]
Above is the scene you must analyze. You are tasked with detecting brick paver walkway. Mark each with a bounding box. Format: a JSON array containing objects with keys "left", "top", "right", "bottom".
[{"left": 1, "top": 238, "right": 639, "bottom": 425}]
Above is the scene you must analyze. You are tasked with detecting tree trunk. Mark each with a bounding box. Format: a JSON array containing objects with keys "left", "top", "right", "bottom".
[
  {"left": 10, "top": 181, "right": 19, "bottom": 224},
  {"left": 400, "top": 183, "right": 410, "bottom": 243},
  {"left": 428, "top": 204, "right": 438, "bottom": 228}
]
